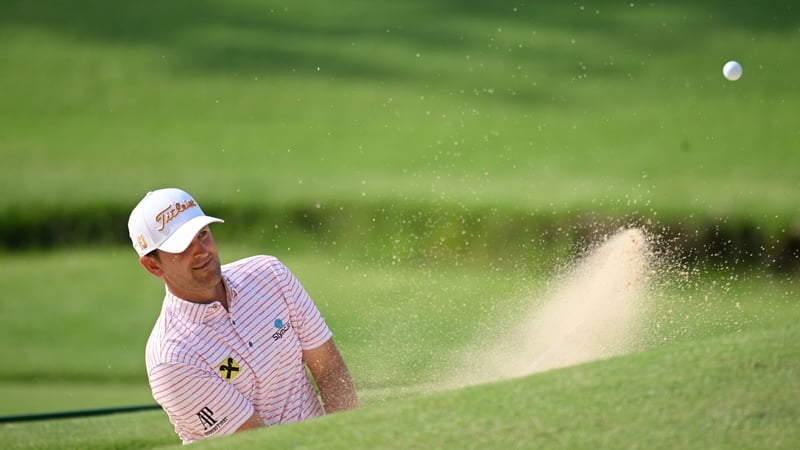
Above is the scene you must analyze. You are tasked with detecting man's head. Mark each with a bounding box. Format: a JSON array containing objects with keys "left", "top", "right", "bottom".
[
  {"left": 129, "top": 188, "right": 225, "bottom": 301},
  {"left": 128, "top": 188, "right": 223, "bottom": 257}
]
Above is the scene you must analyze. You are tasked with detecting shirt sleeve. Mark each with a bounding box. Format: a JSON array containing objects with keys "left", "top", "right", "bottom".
[
  {"left": 273, "top": 260, "right": 333, "bottom": 350},
  {"left": 149, "top": 362, "right": 254, "bottom": 444}
]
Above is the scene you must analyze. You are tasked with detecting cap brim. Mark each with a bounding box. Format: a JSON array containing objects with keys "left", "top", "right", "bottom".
[{"left": 158, "top": 215, "right": 224, "bottom": 254}]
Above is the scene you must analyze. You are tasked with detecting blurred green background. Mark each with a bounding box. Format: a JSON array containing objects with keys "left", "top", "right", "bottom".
[
  {"left": 0, "top": 1, "right": 798, "bottom": 448},
  {"left": 2, "top": 0, "right": 798, "bottom": 216}
]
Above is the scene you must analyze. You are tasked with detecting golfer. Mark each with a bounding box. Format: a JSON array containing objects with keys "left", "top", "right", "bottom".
[{"left": 128, "top": 188, "right": 358, "bottom": 443}]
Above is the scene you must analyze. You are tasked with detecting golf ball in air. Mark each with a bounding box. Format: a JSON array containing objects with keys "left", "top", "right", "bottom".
[{"left": 723, "top": 61, "right": 742, "bottom": 81}]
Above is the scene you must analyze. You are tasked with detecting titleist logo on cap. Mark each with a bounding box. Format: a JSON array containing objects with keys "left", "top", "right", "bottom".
[{"left": 155, "top": 199, "right": 197, "bottom": 232}]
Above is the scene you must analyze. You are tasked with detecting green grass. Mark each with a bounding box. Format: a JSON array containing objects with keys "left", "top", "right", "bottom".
[
  {"left": 1, "top": 246, "right": 797, "bottom": 448},
  {"left": 2, "top": 310, "right": 797, "bottom": 449},
  {"left": 1, "top": 1, "right": 798, "bottom": 448},
  {"left": 1, "top": 0, "right": 799, "bottom": 221},
  {"left": 196, "top": 323, "right": 800, "bottom": 450}
]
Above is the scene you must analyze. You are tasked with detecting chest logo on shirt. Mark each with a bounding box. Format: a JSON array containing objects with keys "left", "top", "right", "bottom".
[
  {"left": 272, "top": 318, "right": 292, "bottom": 340},
  {"left": 218, "top": 356, "right": 241, "bottom": 381}
]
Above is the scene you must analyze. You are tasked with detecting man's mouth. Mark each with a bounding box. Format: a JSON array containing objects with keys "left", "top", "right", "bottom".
[{"left": 194, "top": 258, "right": 212, "bottom": 270}]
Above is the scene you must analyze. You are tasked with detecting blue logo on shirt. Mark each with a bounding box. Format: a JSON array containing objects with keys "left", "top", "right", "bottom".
[{"left": 272, "top": 318, "right": 291, "bottom": 340}]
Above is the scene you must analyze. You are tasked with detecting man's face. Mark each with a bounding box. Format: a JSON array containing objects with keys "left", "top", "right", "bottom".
[{"left": 143, "top": 226, "right": 223, "bottom": 301}]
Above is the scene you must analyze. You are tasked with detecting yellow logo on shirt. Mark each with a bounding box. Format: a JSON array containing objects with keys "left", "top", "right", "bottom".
[{"left": 218, "top": 356, "right": 240, "bottom": 381}]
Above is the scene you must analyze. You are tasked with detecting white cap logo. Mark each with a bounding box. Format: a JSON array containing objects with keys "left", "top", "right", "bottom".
[
  {"left": 155, "top": 198, "right": 198, "bottom": 232},
  {"left": 128, "top": 188, "right": 224, "bottom": 257}
]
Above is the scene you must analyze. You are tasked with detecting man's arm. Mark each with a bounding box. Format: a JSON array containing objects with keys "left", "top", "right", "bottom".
[
  {"left": 149, "top": 362, "right": 262, "bottom": 441},
  {"left": 236, "top": 411, "right": 264, "bottom": 432},
  {"left": 303, "top": 338, "right": 359, "bottom": 413}
]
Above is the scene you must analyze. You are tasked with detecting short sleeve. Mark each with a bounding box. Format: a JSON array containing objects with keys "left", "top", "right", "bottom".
[
  {"left": 149, "top": 362, "right": 254, "bottom": 444},
  {"left": 274, "top": 260, "right": 333, "bottom": 350}
]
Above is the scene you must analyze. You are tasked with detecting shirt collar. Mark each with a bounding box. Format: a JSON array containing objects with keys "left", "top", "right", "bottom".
[{"left": 163, "top": 274, "right": 238, "bottom": 325}]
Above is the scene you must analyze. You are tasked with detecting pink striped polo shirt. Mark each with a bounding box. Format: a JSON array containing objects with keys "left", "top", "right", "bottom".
[{"left": 145, "top": 255, "right": 332, "bottom": 444}]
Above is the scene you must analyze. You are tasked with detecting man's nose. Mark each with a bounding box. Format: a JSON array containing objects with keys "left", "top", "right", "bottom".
[{"left": 191, "top": 237, "right": 209, "bottom": 255}]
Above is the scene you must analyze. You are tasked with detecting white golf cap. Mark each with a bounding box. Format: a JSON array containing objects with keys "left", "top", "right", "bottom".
[{"left": 128, "top": 188, "right": 223, "bottom": 257}]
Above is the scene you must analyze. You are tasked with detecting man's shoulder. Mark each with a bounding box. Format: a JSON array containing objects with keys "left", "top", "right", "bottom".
[
  {"left": 145, "top": 309, "right": 202, "bottom": 370},
  {"left": 223, "top": 254, "right": 281, "bottom": 271},
  {"left": 222, "top": 255, "right": 287, "bottom": 281}
]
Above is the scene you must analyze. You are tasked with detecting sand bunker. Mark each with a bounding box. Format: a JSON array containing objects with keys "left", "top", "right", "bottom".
[{"left": 444, "top": 227, "right": 653, "bottom": 388}]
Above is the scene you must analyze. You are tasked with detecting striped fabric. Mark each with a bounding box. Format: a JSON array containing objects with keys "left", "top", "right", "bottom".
[{"left": 145, "top": 255, "right": 332, "bottom": 443}]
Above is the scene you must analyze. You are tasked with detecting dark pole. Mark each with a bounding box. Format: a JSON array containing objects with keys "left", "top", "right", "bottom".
[{"left": 0, "top": 404, "right": 162, "bottom": 423}]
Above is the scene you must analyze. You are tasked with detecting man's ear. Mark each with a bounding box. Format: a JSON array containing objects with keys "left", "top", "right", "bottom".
[{"left": 139, "top": 254, "right": 164, "bottom": 278}]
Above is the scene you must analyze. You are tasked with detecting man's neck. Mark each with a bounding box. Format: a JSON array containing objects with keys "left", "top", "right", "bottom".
[{"left": 166, "top": 280, "right": 228, "bottom": 310}]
